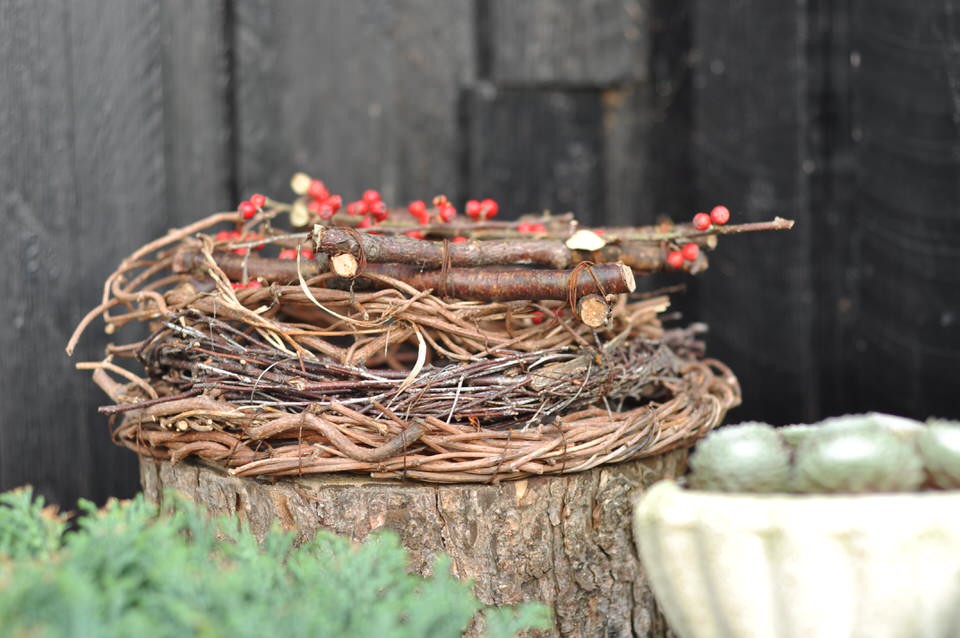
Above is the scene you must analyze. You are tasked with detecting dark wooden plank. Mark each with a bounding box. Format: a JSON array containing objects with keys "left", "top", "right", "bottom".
[
  {"left": 0, "top": 0, "right": 166, "bottom": 505},
  {"left": 601, "top": 0, "right": 696, "bottom": 227},
  {"left": 691, "top": 0, "right": 818, "bottom": 424},
  {"left": 487, "top": 0, "right": 649, "bottom": 85},
  {"left": 851, "top": 0, "right": 960, "bottom": 419},
  {"left": 647, "top": 0, "right": 694, "bottom": 220},
  {"left": 234, "top": 0, "right": 474, "bottom": 206},
  {"left": 808, "top": 0, "right": 860, "bottom": 418},
  {"left": 160, "top": 0, "right": 234, "bottom": 220},
  {"left": 601, "top": 84, "right": 652, "bottom": 226},
  {"left": 466, "top": 87, "right": 605, "bottom": 224}
]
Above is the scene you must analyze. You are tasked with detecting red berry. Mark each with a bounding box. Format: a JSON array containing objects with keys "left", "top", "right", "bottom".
[
  {"left": 250, "top": 193, "right": 267, "bottom": 209},
  {"left": 408, "top": 200, "right": 427, "bottom": 218},
  {"left": 278, "top": 249, "right": 298, "bottom": 260},
  {"left": 247, "top": 280, "right": 262, "bottom": 289},
  {"left": 465, "top": 199, "right": 482, "bottom": 219},
  {"left": 438, "top": 204, "right": 456, "bottom": 223},
  {"left": 231, "top": 281, "right": 245, "bottom": 290},
  {"left": 362, "top": 189, "right": 381, "bottom": 206},
  {"left": 238, "top": 200, "right": 257, "bottom": 220},
  {"left": 405, "top": 230, "right": 424, "bottom": 240},
  {"left": 317, "top": 204, "right": 335, "bottom": 220},
  {"left": 407, "top": 202, "right": 430, "bottom": 225},
  {"left": 370, "top": 201, "right": 389, "bottom": 222},
  {"left": 215, "top": 230, "right": 233, "bottom": 242},
  {"left": 594, "top": 229, "right": 605, "bottom": 235},
  {"left": 531, "top": 311, "right": 545, "bottom": 325},
  {"left": 710, "top": 205, "right": 730, "bottom": 225},
  {"left": 347, "top": 200, "right": 368, "bottom": 216},
  {"left": 308, "top": 179, "right": 329, "bottom": 200},
  {"left": 666, "top": 250, "right": 685, "bottom": 269},
  {"left": 432, "top": 194, "right": 450, "bottom": 208},
  {"left": 480, "top": 198, "right": 499, "bottom": 220},
  {"left": 530, "top": 222, "right": 546, "bottom": 233},
  {"left": 357, "top": 216, "right": 373, "bottom": 229},
  {"left": 681, "top": 242, "right": 700, "bottom": 261},
  {"left": 452, "top": 236, "right": 468, "bottom": 243},
  {"left": 326, "top": 194, "right": 343, "bottom": 213},
  {"left": 300, "top": 249, "right": 315, "bottom": 260},
  {"left": 692, "top": 212, "right": 712, "bottom": 231},
  {"left": 307, "top": 199, "right": 324, "bottom": 213},
  {"left": 517, "top": 221, "right": 532, "bottom": 233},
  {"left": 232, "top": 247, "right": 249, "bottom": 256}
]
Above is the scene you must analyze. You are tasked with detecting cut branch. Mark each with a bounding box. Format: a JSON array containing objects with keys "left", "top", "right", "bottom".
[
  {"left": 603, "top": 217, "right": 796, "bottom": 242},
  {"left": 314, "top": 226, "right": 713, "bottom": 274},
  {"left": 577, "top": 294, "right": 610, "bottom": 328},
  {"left": 173, "top": 249, "right": 320, "bottom": 282},
  {"left": 354, "top": 262, "right": 635, "bottom": 302},
  {"left": 314, "top": 226, "right": 572, "bottom": 269}
]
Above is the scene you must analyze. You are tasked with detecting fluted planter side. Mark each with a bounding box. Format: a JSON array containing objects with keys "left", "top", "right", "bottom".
[{"left": 633, "top": 480, "right": 960, "bottom": 638}]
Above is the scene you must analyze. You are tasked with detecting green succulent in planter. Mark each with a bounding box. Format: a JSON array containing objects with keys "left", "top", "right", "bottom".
[
  {"left": 777, "top": 423, "right": 816, "bottom": 448},
  {"left": 792, "top": 421, "right": 924, "bottom": 494},
  {"left": 687, "top": 422, "right": 791, "bottom": 493},
  {"left": 687, "top": 413, "right": 952, "bottom": 495},
  {"left": 636, "top": 413, "right": 960, "bottom": 638},
  {"left": 918, "top": 419, "right": 960, "bottom": 489}
]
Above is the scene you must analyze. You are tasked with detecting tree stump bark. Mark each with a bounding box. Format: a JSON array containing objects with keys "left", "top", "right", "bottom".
[{"left": 140, "top": 452, "right": 685, "bottom": 638}]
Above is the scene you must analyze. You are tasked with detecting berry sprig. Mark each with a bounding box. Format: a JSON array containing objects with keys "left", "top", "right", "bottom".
[
  {"left": 432, "top": 195, "right": 457, "bottom": 223},
  {"left": 691, "top": 205, "right": 731, "bottom": 232},
  {"left": 465, "top": 198, "right": 498, "bottom": 221},
  {"left": 214, "top": 230, "right": 266, "bottom": 256},
  {"left": 408, "top": 200, "right": 429, "bottom": 225},
  {"left": 667, "top": 242, "right": 702, "bottom": 270},
  {"left": 278, "top": 248, "right": 314, "bottom": 260},
  {"left": 669, "top": 205, "right": 733, "bottom": 267},
  {"left": 517, "top": 221, "right": 546, "bottom": 234},
  {"left": 345, "top": 189, "right": 388, "bottom": 228},
  {"left": 290, "top": 172, "right": 344, "bottom": 221},
  {"left": 231, "top": 280, "right": 262, "bottom": 291}
]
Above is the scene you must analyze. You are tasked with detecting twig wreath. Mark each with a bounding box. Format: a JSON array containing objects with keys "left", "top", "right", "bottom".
[{"left": 68, "top": 175, "right": 791, "bottom": 483}]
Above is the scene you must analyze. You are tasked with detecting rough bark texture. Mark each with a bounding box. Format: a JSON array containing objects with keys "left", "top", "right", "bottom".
[{"left": 140, "top": 452, "right": 685, "bottom": 637}]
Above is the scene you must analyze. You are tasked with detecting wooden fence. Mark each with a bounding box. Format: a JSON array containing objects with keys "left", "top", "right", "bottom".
[{"left": 2, "top": 0, "right": 958, "bottom": 505}]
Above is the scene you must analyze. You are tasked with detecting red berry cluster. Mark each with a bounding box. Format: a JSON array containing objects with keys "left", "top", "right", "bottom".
[
  {"left": 692, "top": 205, "right": 730, "bottom": 231},
  {"left": 278, "top": 248, "right": 315, "bottom": 260},
  {"left": 214, "top": 229, "right": 265, "bottom": 256},
  {"left": 517, "top": 221, "right": 546, "bottom": 234},
  {"left": 666, "top": 243, "right": 700, "bottom": 269},
  {"left": 667, "top": 205, "right": 731, "bottom": 269},
  {"left": 231, "top": 280, "right": 262, "bottom": 291},
  {"left": 237, "top": 193, "right": 267, "bottom": 220},
  {"left": 407, "top": 200, "right": 429, "bottom": 224},
  {"left": 436, "top": 196, "right": 457, "bottom": 223},
  {"left": 306, "top": 180, "right": 343, "bottom": 220},
  {"left": 347, "top": 189, "right": 387, "bottom": 225},
  {"left": 465, "top": 198, "right": 498, "bottom": 221},
  {"left": 405, "top": 195, "right": 457, "bottom": 234}
]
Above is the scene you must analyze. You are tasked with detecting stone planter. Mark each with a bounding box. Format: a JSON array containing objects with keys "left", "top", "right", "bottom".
[{"left": 633, "top": 480, "right": 960, "bottom": 638}]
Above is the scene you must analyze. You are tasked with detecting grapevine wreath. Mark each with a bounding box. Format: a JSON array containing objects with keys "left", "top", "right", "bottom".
[{"left": 68, "top": 175, "right": 792, "bottom": 483}]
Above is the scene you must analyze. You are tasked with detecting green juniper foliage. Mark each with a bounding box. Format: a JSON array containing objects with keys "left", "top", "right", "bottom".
[{"left": 0, "top": 488, "right": 551, "bottom": 638}]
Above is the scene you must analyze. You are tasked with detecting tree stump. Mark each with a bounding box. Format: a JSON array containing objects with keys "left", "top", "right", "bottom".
[{"left": 140, "top": 452, "right": 686, "bottom": 637}]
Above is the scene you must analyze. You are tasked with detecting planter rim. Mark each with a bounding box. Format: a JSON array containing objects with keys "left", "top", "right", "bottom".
[
  {"left": 645, "top": 478, "right": 960, "bottom": 502},
  {"left": 636, "top": 479, "right": 960, "bottom": 534}
]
